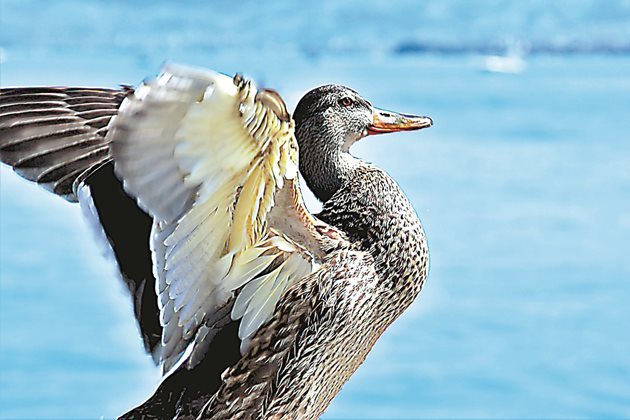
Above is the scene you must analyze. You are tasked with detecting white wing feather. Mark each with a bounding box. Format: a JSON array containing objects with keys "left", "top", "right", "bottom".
[{"left": 108, "top": 64, "right": 324, "bottom": 372}]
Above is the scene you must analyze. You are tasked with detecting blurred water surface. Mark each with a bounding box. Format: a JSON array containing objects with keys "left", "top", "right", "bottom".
[{"left": 1, "top": 1, "right": 629, "bottom": 418}]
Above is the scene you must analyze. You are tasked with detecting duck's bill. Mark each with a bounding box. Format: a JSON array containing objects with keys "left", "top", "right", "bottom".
[{"left": 367, "top": 107, "right": 433, "bottom": 135}]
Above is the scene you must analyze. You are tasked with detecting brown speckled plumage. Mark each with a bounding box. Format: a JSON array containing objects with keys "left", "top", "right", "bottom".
[{"left": 194, "top": 87, "right": 430, "bottom": 419}]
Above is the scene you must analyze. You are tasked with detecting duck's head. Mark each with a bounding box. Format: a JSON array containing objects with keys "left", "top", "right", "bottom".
[{"left": 293, "top": 84, "right": 432, "bottom": 201}]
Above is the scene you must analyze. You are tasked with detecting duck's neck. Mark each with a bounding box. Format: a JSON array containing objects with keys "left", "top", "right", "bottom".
[
  {"left": 298, "top": 138, "right": 361, "bottom": 203},
  {"left": 318, "top": 162, "right": 429, "bottom": 300}
]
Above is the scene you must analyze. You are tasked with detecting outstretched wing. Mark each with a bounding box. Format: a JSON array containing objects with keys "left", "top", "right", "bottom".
[
  {"left": 0, "top": 86, "right": 164, "bottom": 358},
  {"left": 109, "top": 64, "right": 344, "bottom": 372},
  {"left": 0, "top": 87, "right": 130, "bottom": 200}
]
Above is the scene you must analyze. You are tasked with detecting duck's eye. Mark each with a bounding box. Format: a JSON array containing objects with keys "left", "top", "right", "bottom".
[{"left": 339, "top": 97, "right": 353, "bottom": 107}]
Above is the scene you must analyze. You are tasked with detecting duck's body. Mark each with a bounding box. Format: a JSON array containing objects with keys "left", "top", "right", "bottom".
[
  {"left": 201, "top": 166, "right": 428, "bottom": 419},
  {"left": 0, "top": 67, "right": 431, "bottom": 419},
  {"left": 122, "top": 164, "right": 428, "bottom": 420}
]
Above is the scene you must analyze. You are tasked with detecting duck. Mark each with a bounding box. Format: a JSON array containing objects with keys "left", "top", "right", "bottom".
[{"left": 0, "top": 63, "right": 432, "bottom": 419}]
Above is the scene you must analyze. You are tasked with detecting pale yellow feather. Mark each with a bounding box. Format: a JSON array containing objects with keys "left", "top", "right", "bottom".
[{"left": 110, "top": 63, "right": 325, "bottom": 371}]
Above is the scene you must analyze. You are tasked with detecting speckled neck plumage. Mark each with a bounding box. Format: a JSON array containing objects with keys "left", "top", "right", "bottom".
[
  {"left": 319, "top": 161, "right": 429, "bottom": 296},
  {"left": 296, "top": 124, "right": 358, "bottom": 202},
  {"left": 297, "top": 112, "right": 429, "bottom": 295}
]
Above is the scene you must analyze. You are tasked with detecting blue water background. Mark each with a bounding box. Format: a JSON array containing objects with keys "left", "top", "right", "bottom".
[{"left": 1, "top": 1, "right": 629, "bottom": 418}]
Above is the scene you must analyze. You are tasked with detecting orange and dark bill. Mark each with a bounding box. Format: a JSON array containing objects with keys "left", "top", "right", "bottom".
[{"left": 367, "top": 107, "right": 433, "bottom": 135}]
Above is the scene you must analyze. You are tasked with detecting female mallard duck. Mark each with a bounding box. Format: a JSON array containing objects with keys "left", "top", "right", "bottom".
[{"left": 0, "top": 64, "right": 432, "bottom": 419}]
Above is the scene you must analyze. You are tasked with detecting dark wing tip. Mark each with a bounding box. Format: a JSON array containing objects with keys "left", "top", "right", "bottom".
[{"left": 0, "top": 86, "right": 131, "bottom": 201}]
